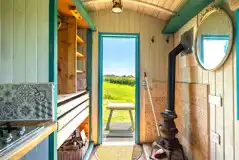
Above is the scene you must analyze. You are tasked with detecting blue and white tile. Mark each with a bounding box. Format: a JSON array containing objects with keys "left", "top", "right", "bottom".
[{"left": 0, "top": 83, "right": 54, "bottom": 121}]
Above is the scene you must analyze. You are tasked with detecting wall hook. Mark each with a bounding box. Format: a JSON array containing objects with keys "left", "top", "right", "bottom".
[
  {"left": 166, "top": 36, "right": 170, "bottom": 43},
  {"left": 151, "top": 36, "right": 155, "bottom": 43}
]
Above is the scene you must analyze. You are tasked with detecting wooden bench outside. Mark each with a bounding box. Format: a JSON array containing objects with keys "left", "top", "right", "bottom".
[{"left": 105, "top": 102, "right": 135, "bottom": 131}]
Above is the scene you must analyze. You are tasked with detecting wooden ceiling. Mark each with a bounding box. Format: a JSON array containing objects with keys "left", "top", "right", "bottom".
[{"left": 82, "top": 0, "right": 187, "bottom": 21}]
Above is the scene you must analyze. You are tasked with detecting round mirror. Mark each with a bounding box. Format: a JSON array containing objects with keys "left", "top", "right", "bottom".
[{"left": 195, "top": 8, "right": 233, "bottom": 71}]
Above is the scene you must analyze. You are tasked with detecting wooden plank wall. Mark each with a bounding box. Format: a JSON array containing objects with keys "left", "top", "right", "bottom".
[
  {"left": 176, "top": 83, "right": 209, "bottom": 160},
  {"left": 143, "top": 83, "right": 167, "bottom": 142},
  {"left": 144, "top": 82, "right": 209, "bottom": 159},
  {"left": 89, "top": 9, "right": 174, "bottom": 143},
  {"left": 174, "top": 3, "right": 239, "bottom": 160},
  {"left": 0, "top": 0, "right": 50, "bottom": 159},
  {"left": 0, "top": 0, "right": 49, "bottom": 83}
]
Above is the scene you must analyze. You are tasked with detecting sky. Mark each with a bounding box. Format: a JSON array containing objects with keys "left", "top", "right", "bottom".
[
  {"left": 203, "top": 39, "right": 228, "bottom": 70},
  {"left": 103, "top": 37, "right": 135, "bottom": 76}
]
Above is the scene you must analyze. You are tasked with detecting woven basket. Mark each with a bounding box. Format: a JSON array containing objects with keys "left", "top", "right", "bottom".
[
  {"left": 58, "top": 140, "right": 89, "bottom": 160},
  {"left": 58, "top": 149, "right": 83, "bottom": 160}
]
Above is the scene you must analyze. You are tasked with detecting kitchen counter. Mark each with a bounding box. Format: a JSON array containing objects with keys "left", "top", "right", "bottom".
[{"left": 0, "top": 123, "right": 57, "bottom": 160}]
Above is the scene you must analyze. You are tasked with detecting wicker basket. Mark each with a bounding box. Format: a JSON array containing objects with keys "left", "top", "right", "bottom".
[
  {"left": 58, "top": 148, "right": 83, "bottom": 160},
  {"left": 58, "top": 136, "right": 89, "bottom": 160}
]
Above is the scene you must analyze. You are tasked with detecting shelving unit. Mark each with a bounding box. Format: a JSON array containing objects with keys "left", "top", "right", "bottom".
[
  {"left": 57, "top": 16, "right": 86, "bottom": 94},
  {"left": 57, "top": 92, "right": 89, "bottom": 148},
  {"left": 57, "top": 0, "right": 87, "bottom": 94},
  {"left": 57, "top": 0, "right": 93, "bottom": 158},
  {"left": 76, "top": 35, "right": 86, "bottom": 77}
]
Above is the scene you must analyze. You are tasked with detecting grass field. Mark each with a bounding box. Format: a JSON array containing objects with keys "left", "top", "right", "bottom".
[{"left": 103, "top": 82, "right": 135, "bottom": 123}]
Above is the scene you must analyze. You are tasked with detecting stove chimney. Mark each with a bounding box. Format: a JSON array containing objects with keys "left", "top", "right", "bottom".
[{"left": 167, "top": 27, "right": 193, "bottom": 113}]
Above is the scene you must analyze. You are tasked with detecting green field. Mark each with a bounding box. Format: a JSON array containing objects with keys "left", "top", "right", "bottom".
[{"left": 103, "top": 82, "right": 135, "bottom": 123}]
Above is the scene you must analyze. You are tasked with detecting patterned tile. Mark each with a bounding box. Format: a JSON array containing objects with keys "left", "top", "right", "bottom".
[{"left": 0, "top": 83, "right": 54, "bottom": 121}]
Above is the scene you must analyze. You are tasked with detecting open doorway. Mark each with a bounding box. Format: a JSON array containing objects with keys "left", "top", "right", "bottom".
[{"left": 98, "top": 33, "right": 140, "bottom": 144}]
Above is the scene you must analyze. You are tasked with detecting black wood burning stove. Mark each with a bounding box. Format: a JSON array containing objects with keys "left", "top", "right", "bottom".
[{"left": 151, "top": 28, "right": 193, "bottom": 160}]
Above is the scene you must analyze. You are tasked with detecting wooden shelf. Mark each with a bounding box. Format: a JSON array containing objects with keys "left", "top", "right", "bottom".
[
  {"left": 57, "top": 90, "right": 87, "bottom": 104},
  {"left": 57, "top": 92, "right": 89, "bottom": 149},
  {"left": 69, "top": 6, "right": 83, "bottom": 20},
  {"left": 58, "top": 0, "right": 89, "bottom": 28},
  {"left": 57, "top": 107, "right": 89, "bottom": 148},
  {"left": 58, "top": 100, "right": 89, "bottom": 130},
  {"left": 77, "top": 35, "right": 84, "bottom": 45},
  {"left": 76, "top": 70, "right": 86, "bottom": 74},
  {"left": 57, "top": 4, "right": 87, "bottom": 95},
  {"left": 58, "top": 92, "right": 89, "bottom": 117},
  {"left": 76, "top": 52, "right": 85, "bottom": 60}
]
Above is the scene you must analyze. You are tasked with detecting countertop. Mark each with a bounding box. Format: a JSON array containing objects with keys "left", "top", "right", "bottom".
[{"left": 0, "top": 123, "right": 57, "bottom": 160}]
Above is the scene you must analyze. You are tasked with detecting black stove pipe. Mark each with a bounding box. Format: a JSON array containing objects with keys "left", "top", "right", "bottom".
[{"left": 167, "top": 44, "right": 185, "bottom": 112}]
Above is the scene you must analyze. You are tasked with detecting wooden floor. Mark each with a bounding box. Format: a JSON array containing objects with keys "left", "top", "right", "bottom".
[
  {"left": 103, "top": 122, "right": 134, "bottom": 131},
  {"left": 102, "top": 122, "right": 134, "bottom": 144},
  {"left": 90, "top": 145, "right": 146, "bottom": 160},
  {"left": 93, "top": 123, "right": 185, "bottom": 159}
]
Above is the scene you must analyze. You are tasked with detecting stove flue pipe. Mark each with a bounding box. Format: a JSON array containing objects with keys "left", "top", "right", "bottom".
[
  {"left": 167, "top": 44, "right": 184, "bottom": 112},
  {"left": 166, "top": 28, "right": 193, "bottom": 113}
]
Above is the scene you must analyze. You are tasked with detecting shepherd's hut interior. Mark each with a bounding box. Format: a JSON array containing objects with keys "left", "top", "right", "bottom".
[{"left": 0, "top": 0, "right": 239, "bottom": 160}]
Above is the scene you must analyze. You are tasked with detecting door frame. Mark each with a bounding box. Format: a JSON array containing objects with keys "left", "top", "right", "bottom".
[
  {"left": 236, "top": 9, "right": 239, "bottom": 120},
  {"left": 49, "top": 0, "right": 58, "bottom": 159},
  {"left": 98, "top": 32, "right": 140, "bottom": 144}
]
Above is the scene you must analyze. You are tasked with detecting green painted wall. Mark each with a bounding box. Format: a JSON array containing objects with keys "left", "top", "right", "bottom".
[
  {"left": 0, "top": 0, "right": 50, "bottom": 159},
  {"left": 0, "top": 0, "right": 49, "bottom": 83}
]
